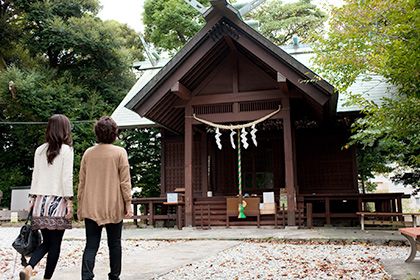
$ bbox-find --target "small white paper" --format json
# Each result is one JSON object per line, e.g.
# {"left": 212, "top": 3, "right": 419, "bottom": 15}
{"left": 166, "top": 193, "right": 178, "bottom": 203}
{"left": 263, "top": 192, "right": 275, "bottom": 203}
{"left": 10, "top": 212, "right": 18, "bottom": 223}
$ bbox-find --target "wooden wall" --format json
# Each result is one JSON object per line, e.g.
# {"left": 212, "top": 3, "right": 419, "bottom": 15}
{"left": 161, "top": 126, "right": 357, "bottom": 198}
{"left": 162, "top": 136, "right": 202, "bottom": 195}
{"left": 296, "top": 128, "right": 358, "bottom": 195}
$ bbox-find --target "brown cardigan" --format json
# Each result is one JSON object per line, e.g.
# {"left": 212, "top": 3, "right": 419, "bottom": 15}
{"left": 77, "top": 144, "right": 132, "bottom": 225}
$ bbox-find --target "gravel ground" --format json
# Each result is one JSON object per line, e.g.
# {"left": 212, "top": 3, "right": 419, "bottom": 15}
{"left": 156, "top": 242, "right": 409, "bottom": 280}
{"left": 0, "top": 227, "right": 411, "bottom": 280}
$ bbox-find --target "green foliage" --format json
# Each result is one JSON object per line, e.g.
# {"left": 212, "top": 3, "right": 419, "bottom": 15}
{"left": 121, "top": 128, "right": 161, "bottom": 198}
{"left": 356, "top": 144, "right": 392, "bottom": 193}
{"left": 0, "top": 0, "right": 145, "bottom": 207}
{"left": 143, "top": 0, "right": 325, "bottom": 51}
{"left": 143, "top": 0, "right": 208, "bottom": 52}
{"left": 313, "top": 0, "right": 420, "bottom": 191}
{"left": 250, "top": 0, "right": 327, "bottom": 46}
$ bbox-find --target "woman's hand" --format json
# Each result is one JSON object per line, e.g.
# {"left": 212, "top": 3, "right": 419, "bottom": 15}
{"left": 65, "top": 207, "right": 73, "bottom": 220}
{"left": 65, "top": 202, "right": 73, "bottom": 220}
{"left": 125, "top": 208, "right": 133, "bottom": 218}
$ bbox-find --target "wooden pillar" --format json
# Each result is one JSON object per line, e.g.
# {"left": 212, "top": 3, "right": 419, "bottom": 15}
{"left": 200, "top": 131, "right": 208, "bottom": 197}
{"left": 160, "top": 129, "right": 166, "bottom": 195}
{"left": 283, "top": 98, "right": 296, "bottom": 225}
{"left": 325, "top": 198, "right": 331, "bottom": 225}
{"left": 184, "top": 105, "right": 194, "bottom": 226}
{"left": 306, "top": 203, "right": 313, "bottom": 228}
{"left": 358, "top": 197, "right": 363, "bottom": 212}
{"left": 397, "top": 197, "right": 403, "bottom": 213}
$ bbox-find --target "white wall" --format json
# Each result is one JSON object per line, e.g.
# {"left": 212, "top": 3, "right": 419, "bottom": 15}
{"left": 11, "top": 189, "right": 30, "bottom": 211}
{"left": 371, "top": 174, "right": 420, "bottom": 211}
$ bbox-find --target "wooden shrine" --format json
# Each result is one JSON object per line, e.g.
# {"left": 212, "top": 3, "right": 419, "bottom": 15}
{"left": 126, "top": 0, "right": 404, "bottom": 227}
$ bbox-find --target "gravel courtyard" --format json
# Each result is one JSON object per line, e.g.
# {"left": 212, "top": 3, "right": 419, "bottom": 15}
{"left": 0, "top": 227, "right": 417, "bottom": 280}
{"left": 1, "top": 240, "right": 411, "bottom": 279}
{"left": 156, "top": 242, "right": 409, "bottom": 280}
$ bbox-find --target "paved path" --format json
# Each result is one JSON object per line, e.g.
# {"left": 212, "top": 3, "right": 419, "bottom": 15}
{"left": 48, "top": 240, "right": 240, "bottom": 280}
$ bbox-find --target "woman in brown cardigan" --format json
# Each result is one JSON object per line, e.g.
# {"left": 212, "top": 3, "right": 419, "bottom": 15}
{"left": 77, "top": 116, "right": 132, "bottom": 280}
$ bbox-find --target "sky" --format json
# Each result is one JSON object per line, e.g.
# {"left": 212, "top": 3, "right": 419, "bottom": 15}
{"left": 98, "top": 0, "right": 145, "bottom": 32}
{"left": 98, "top": 0, "right": 344, "bottom": 33}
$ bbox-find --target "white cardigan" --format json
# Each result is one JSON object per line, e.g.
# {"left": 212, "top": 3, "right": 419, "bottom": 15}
{"left": 30, "top": 143, "right": 74, "bottom": 197}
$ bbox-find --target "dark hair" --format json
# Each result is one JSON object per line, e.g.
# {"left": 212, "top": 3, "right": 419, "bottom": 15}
{"left": 46, "top": 114, "right": 72, "bottom": 164}
{"left": 95, "top": 116, "right": 118, "bottom": 144}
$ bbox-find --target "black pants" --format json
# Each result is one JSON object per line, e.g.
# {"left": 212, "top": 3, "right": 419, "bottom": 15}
{"left": 82, "top": 218, "right": 123, "bottom": 280}
{"left": 28, "top": 229, "right": 65, "bottom": 279}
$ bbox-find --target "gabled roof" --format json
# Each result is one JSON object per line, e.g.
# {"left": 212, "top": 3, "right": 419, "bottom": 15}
{"left": 125, "top": 0, "right": 335, "bottom": 124}
{"left": 111, "top": 68, "right": 159, "bottom": 129}
{"left": 113, "top": 47, "right": 394, "bottom": 129}
{"left": 113, "top": 0, "right": 394, "bottom": 129}
{"left": 282, "top": 45, "right": 396, "bottom": 113}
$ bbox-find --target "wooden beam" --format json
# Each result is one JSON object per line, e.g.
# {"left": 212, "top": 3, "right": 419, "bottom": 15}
{"left": 174, "top": 89, "right": 301, "bottom": 108}
{"left": 192, "top": 110, "right": 285, "bottom": 124}
{"left": 278, "top": 82, "right": 288, "bottom": 95}
{"left": 224, "top": 35, "right": 237, "bottom": 52}
{"left": 232, "top": 48, "right": 238, "bottom": 94}
{"left": 277, "top": 72, "right": 286, "bottom": 82}
{"left": 190, "top": 90, "right": 286, "bottom": 106}
{"left": 184, "top": 105, "right": 194, "bottom": 227}
{"left": 282, "top": 98, "right": 297, "bottom": 226}
{"left": 171, "top": 82, "right": 191, "bottom": 101}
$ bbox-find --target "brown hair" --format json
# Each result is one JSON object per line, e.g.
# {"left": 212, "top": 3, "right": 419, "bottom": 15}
{"left": 94, "top": 116, "right": 118, "bottom": 144}
{"left": 46, "top": 114, "right": 72, "bottom": 164}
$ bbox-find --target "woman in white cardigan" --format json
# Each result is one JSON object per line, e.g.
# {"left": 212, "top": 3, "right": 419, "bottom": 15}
{"left": 20, "top": 114, "right": 74, "bottom": 280}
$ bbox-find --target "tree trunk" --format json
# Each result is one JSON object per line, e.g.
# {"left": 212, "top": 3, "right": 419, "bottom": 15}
{"left": 361, "top": 177, "right": 366, "bottom": 194}
{"left": 0, "top": 54, "right": 7, "bottom": 70}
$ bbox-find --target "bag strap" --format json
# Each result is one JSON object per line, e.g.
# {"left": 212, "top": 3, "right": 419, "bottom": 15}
{"left": 25, "top": 208, "right": 34, "bottom": 225}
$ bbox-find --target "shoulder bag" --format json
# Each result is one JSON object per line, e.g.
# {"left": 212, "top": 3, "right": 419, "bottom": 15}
{"left": 12, "top": 209, "right": 42, "bottom": 256}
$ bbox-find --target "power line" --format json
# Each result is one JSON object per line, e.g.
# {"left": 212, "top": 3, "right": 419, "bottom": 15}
{"left": 0, "top": 120, "right": 95, "bottom": 125}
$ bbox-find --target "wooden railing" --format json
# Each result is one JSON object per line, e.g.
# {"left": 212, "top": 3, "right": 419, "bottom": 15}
{"left": 357, "top": 212, "right": 420, "bottom": 230}
{"left": 299, "top": 192, "right": 410, "bottom": 226}
{"left": 131, "top": 197, "right": 183, "bottom": 229}
{"left": 193, "top": 196, "right": 309, "bottom": 228}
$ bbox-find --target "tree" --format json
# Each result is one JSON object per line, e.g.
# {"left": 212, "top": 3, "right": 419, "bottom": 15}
{"left": 143, "top": 0, "right": 208, "bottom": 52}
{"left": 143, "top": 0, "right": 326, "bottom": 52}
{"left": 313, "top": 0, "right": 420, "bottom": 192}
{"left": 0, "top": 0, "right": 144, "bottom": 207}
{"left": 120, "top": 128, "right": 161, "bottom": 198}
{"left": 356, "top": 144, "right": 392, "bottom": 194}
{"left": 249, "top": 0, "right": 327, "bottom": 46}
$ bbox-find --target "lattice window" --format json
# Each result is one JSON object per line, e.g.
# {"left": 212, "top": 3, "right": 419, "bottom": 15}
{"left": 164, "top": 140, "right": 202, "bottom": 193}
{"left": 240, "top": 100, "right": 280, "bottom": 112}
{"left": 193, "top": 141, "right": 202, "bottom": 192}
{"left": 193, "top": 103, "right": 233, "bottom": 115}
{"left": 164, "top": 142, "right": 184, "bottom": 192}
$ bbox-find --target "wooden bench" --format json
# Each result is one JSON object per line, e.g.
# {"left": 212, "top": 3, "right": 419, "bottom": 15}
{"left": 399, "top": 227, "right": 420, "bottom": 262}
{"left": 356, "top": 212, "right": 420, "bottom": 231}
